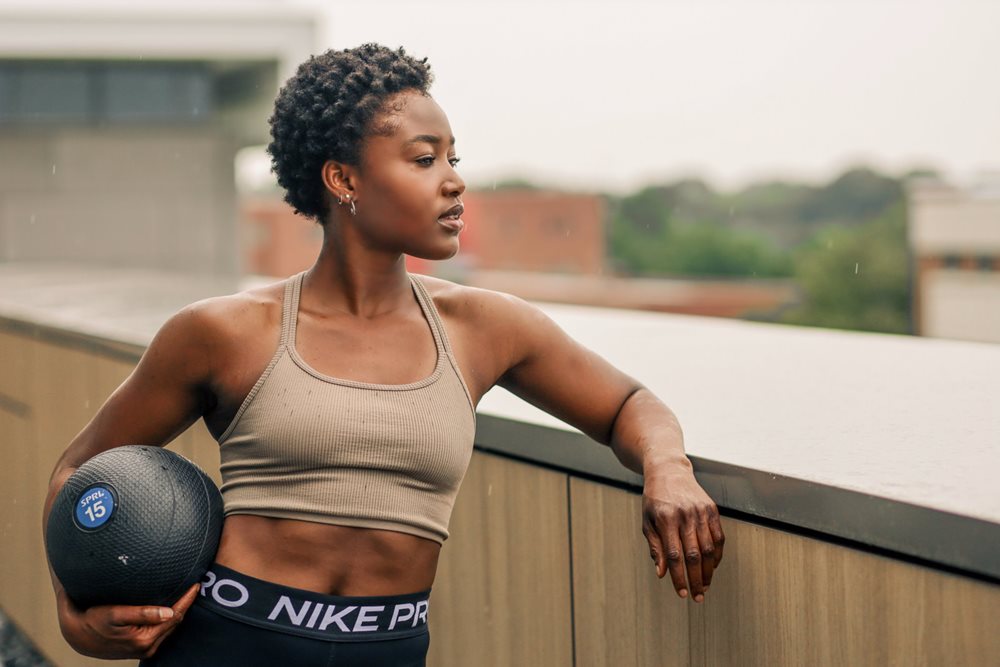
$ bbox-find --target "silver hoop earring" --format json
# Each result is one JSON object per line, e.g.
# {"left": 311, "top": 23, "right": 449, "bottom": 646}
{"left": 339, "top": 193, "right": 357, "bottom": 216}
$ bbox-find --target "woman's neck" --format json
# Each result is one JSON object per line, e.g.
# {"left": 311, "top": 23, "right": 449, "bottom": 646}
{"left": 303, "top": 237, "right": 413, "bottom": 318}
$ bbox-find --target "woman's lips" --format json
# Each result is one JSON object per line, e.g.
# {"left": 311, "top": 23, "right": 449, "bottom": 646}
{"left": 437, "top": 215, "right": 465, "bottom": 232}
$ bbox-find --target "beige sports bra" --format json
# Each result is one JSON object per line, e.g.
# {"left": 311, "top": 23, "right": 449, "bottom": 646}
{"left": 216, "top": 272, "right": 476, "bottom": 544}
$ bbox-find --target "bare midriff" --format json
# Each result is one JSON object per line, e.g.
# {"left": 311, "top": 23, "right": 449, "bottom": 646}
{"left": 214, "top": 515, "right": 441, "bottom": 596}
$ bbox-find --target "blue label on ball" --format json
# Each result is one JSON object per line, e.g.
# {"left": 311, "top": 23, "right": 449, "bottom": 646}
{"left": 74, "top": 484, "right": 116, "bottom": 530}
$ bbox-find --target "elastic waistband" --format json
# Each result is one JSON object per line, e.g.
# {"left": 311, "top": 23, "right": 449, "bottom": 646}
{"left": 196, "top": 564, "right": 431, "bottom": 643}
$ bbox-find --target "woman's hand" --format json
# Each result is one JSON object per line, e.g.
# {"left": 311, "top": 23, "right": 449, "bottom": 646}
{"left": 642, "top": 467, "right": 725, "bottom": 602}
{"left": 56, "top": 584, "right": 199, "bottom": 659}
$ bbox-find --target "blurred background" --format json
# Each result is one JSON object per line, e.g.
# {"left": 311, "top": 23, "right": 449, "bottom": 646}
{"left": 0, "top": 0, "right": 997, "bottom": 342}
{"left": 0, "top": 0, "right": 1000, "bottom": 341}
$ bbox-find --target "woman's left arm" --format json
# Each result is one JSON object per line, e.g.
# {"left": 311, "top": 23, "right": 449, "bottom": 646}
{"left": 491, "top": 294, "right": 724, "bottom": 602}
{"left": 608, "top": 387, "right": 725, "bottom": 602}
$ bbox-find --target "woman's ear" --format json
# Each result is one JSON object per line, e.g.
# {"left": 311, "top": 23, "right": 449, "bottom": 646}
{"left": 321, "top": 160, "right": 355, "bottom": 202}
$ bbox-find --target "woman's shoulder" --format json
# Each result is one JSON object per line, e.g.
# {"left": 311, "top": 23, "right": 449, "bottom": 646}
{"left": 153, "top": 280, "right": 285, "bottom": 351}
{"left": 412, "top": 274, "right": 538, "bottom": 329}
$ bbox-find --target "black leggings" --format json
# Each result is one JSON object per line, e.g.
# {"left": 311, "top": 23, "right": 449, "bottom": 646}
{"left": 141, "top": 564, "right": 431, "bottom": 667}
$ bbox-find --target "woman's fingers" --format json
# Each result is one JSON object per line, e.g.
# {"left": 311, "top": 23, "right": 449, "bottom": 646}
{"left": 646, "top": 517, "right": 689, "bottom": 597}
{"left": 681, "top": 519, "right": 705, "bottom": 602}
{"left": 708, "top": 507, "right": 726, "bottom": 568}
{"left": 80, "top": 584, "right": 200, "bottom": 659}
{"left": 102, "top": 583, "right": 198, "bottom": 629}
{"left": 642, "top": 521, "right": 664, "bottom": 578}
{"left": 56, "top": 582, "right": 200, "bottom": 659}
{"left": 172, "top": 583, "right": 201, "bottom": 616}
{"left": 695, "top": 511, "right": 717, "bottom": 587}
{"left": 102, "top": 605, "right": 174, "bottom": 630}
{"left": 664, "top": 529, "right": 688, "bottom": 598}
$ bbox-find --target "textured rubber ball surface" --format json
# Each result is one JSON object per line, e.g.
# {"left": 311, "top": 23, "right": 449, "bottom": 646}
{"left": 45, "top": 446, "right": 223, "bottom": 609}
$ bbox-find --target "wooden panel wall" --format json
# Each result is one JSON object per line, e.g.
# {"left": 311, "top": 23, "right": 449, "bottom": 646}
{"left": 688, "top": 517, "right": 1000, "bottom": 666}
{"left": 0, "top": 333, "right": 138, "bottom": 667}
{"left": 430, "top": 452, "right": 574, "bottom": 666}
{"left": 0, "top": 330, "right": 36, "bottom": 649}
{"left": 569, "top": 477, "right": 690, "bottom": 667}
{"left": 571, "top": 478, "right": 1000, "bottom": 667}
{"left": 3, "top": 329, "right": 998, "bottom": 667}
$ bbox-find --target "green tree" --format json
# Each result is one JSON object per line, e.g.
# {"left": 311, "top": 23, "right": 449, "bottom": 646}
{"left": 608, "top": 184, "right": 793, "bottom": 278}
{"left": 612, "top": 187, "right": 673, "bottom": 237}
{"left": 607, "top": 188, "right": 673, "bottom": 275}
{"left": 609, "top": 216, "right": 793, "bottom": 278}
{"left": 797, "top": 166, "right": 903, "bottom": 223}
{"left": 777, "top": 202, "right": 911, "bottom": 334}
{"left": 658, "top": 222, "right": 793, "bottom": 277}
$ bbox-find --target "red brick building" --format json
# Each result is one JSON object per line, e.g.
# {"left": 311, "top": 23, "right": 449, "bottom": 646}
{"left": 457, "top": 189, "right": 606, "bottom": 274}
{"left": 241, "top": 196, "right": 323, "bottom": 277}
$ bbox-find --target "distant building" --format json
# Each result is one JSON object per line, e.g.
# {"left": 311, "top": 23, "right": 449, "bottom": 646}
{"left": 242, "top": 196, "right": 322, "bottom": 277}
{"left": 458, "top": 189, "right": 606, "bottom": 274}
{"left": 908, "top": 178, "right": 1000, "bottom": 343}
{"left": 0, "top": 3, "right": 319, "bottom": 275}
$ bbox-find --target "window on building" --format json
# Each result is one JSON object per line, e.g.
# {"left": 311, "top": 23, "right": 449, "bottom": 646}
{"left": 976, "top": 256, "right": 995, "bottom": 271}
{"left": 0, "top": 61, "right": 213, "bottom": 125}
{"left": 943, "top": 255, "right": 962, "bottom": 269}
{"left": 104, "top": 65, "right": 212, "bottom": 122}
{"left": 2, "top": 63, "right": 92, "bottom": 122}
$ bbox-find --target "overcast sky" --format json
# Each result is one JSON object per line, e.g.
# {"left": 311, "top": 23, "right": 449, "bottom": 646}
{"left": 288, "top": 0, "right": 999, "bottom": 193}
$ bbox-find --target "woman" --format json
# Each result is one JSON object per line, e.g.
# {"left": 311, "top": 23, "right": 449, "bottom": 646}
{"left": 44, "top": 44, "right": 724, "bottom": 666}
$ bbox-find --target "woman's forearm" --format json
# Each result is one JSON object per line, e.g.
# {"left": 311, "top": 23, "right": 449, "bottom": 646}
{"left": 609, "top": 386, "right": 724, "bottom": 601}
{"left": 609, "top": 387, "right": 693, "bottom": 477}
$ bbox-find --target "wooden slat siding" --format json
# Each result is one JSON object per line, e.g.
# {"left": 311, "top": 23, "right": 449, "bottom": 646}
{"left": 0, "top": 330, "right": 33, "bottom": 413}
{"left": 30, "top": 342, "right": 90, "bottom": 664}
{"left": 430, "top": 452, "right": 574, "bottom": 666}
{"left": 692, "top": 518, "right": 1000, "bottom": 667}
{"left": 20, "top": 340, "right": 134, "bottom": 666}
{"left": 569, "top": 477, "right": 690, "bottom": 667}
{"left": 0, "top": 332, "right": 35, "bottom": 639}
{"left": 1, "top": 408, "right": 35, "bottom": 634}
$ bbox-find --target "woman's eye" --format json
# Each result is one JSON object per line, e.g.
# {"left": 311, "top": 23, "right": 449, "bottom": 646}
{"left": 416, "top": 156, "right": 461, "bottom": 168}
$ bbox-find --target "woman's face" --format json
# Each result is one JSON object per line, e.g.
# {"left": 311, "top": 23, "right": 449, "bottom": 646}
{"left": 348, "top": 91, "right": 466, "bottom": 261}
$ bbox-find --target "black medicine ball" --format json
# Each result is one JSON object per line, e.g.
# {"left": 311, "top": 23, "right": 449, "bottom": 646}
{"left": 45, "top": 445, "right": 223, "bottom": 609}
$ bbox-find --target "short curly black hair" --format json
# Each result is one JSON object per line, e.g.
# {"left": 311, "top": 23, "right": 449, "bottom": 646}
{"left": 267, "top": 43, "right": 434, "bottom": 222}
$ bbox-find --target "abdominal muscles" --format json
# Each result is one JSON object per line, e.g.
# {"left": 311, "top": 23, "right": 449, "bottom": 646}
{"left": 214, "top": 515, "right": 441, "bottom": 596}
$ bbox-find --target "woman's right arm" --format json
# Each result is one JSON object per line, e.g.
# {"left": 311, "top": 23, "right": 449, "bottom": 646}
{"left": 43, "top": 302, "right": 222, "bottom": 659}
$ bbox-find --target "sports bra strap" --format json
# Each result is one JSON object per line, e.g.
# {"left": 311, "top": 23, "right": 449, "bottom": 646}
{"left": 408, "top": 275, "right": 448, "bottom": 357}
{"left": 279, "top": 272, "right": 304, "bottom": 347}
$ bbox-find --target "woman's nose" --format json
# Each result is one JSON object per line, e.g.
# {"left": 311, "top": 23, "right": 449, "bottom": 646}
{"left": 444, "top": 173, "right": 465, "bottom": 199}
